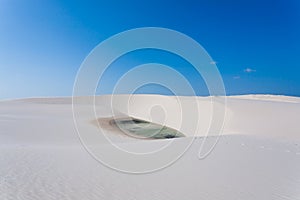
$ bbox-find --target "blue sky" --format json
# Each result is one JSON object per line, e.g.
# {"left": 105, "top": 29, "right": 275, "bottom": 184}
{"left": 1, "top": 0, "right": 300, "bottom": 99}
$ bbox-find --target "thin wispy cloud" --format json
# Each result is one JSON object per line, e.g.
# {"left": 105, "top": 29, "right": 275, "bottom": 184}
{"left": 234, "top": 67, "right": 256, "bottom": 79}
{"left": 244, "top": 68, "right": 256, "bottom": 73}
{"left": 210, "top": 61, "right": 217, "bottom": 65}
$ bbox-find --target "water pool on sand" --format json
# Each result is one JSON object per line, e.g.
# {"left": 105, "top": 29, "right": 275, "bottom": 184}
{"left": 110, "top": 118, "right": 185, "bottom": 139}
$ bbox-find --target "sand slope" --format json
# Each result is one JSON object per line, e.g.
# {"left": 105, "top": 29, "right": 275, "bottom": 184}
{"left": 0, "top": 95, "right": 300, "bottom": 199}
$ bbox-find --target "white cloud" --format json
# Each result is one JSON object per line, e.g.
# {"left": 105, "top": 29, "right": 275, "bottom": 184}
{"left": 210, "top": 61, "right": 217, "bottom": 65}
{"left": 244, "top": 68, "right": 256, "bottom": 73}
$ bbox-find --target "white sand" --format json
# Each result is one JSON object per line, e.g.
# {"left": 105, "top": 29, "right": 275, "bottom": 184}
{"left": 0, "top": 95, "right": 300, "bottom": 199}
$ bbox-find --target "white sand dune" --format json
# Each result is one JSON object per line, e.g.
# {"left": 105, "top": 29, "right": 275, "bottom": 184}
{"left": 0, "top": 95, "right": 300, "bottom": 199}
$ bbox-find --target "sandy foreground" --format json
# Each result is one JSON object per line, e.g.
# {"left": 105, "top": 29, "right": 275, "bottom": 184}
{"left": 0, "top": 95, "right": 300, "bottom": 199}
